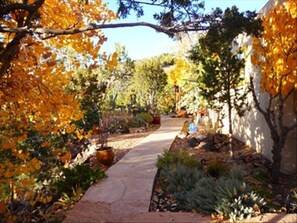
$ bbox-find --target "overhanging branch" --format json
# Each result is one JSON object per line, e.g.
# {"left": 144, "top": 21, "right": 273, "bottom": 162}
{"left": 0, "top": 21, "right": 208, "bottom": 37}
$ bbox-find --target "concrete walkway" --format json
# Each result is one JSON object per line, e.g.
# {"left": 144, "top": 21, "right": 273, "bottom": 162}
{"left": 63, "top": 118, "right": 297, "bottom": 223}
{"left": 63, "top": 118, "right": 208, "bottom": 222}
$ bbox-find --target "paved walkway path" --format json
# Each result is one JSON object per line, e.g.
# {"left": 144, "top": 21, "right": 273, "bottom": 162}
{"left": 63, "top": 117, "right": 297, "bottom": 223}
{"left": 64, "top": 118, "right": 208, "bottom": 222}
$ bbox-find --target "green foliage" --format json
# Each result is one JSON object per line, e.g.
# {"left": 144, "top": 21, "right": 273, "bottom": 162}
{"left": 156, "top": 84, "right": 175, "bottom": 115}
{"left": 116, "top": 1, "right": 205, "bottom": 28}
{"left": 184, "top": 177, "right": 217, "bottom": 213}
{"left": 159, "top": 162, "right": 206, "bottom": 208}
{"left": 216, "top": 191, "right": 266, "bottom": 221}
{"left": 216, "top": 177, "right": 250, "bottom": 201}
{"left": 135, "top": 112, "right": 153, "bottom": 124}
{"left": 71, "top": 69, "right": 107, "bottom": 131}
{"left": 157, "top": 150, "right": 178, "bottom": 170}
{"left": 128, "top": 116, "right": 147, "bottom": 128}
{"left": 134, "top": 58, "right": 167, "bottom": 109}
{"left": 206, "top": 159, "right": 229, "bottom": 178}
{"left": 177, "top": 150, "right": 202, "bottom": 169}
{"left": 252, "top": 168, "right": 270, "bottom": 181}
{"left": 215, "top": 177, "right": 266, "bottom": 220}
{"left": 53, "top": 164, "right": 106, "bottom": 198}
{"left": 157, "top": 149, "right": 202, "bottom": 170}
{"left": 157, "top": 152, "right": 266, "bottom": 220}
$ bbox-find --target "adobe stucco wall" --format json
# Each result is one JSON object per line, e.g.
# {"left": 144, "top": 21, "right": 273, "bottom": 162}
{"left": 217, "top": 0, "right": 297, "bottom": 175}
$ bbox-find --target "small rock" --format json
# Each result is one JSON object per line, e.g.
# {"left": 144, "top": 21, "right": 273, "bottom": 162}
{"left": 187, "top": 137, "right": 200, "bottom": 147}
{"left": 178, "top": 132, "right": 188, "bottom": 139}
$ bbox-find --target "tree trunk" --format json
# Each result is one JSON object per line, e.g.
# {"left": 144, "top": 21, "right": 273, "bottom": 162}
{"left": 271, "top": 134, "right": 286, "bottom": 183}
{"left": 227, "top": 71, "right": 233, "bottom": 158}
{"left": 228, "top": 101, "right": 234, "bottom": 158}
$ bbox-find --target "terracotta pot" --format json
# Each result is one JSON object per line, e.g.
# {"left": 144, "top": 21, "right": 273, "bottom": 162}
{"left": 152, "top": 116, "right": 161, "bottom": 124}
{"left": 96, "top": 147, "right": 115, "bottom": 166}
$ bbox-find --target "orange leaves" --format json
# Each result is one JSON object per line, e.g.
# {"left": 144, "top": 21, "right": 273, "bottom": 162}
{"left": 106, "top": 52, "right": 118, "bottom": 69}
{"left": 60, "top": 152, "right": 72, "bottom": 164}
{"left": 252, "top": 0, "right": 297, "bottom": 96}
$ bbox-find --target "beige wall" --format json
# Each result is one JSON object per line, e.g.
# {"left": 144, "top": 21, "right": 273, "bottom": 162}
{"left": 212, "top": 0, "right": 297, "bottom": 174}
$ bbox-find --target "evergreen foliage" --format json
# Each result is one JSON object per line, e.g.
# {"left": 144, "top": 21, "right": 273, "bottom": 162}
{"left": 206, "top": 159, "right": 229, "bottom": 178}
{"left": 53, "top": 164, "right": 106, "bottom": 198}
{"left": 156, "top": 150, "right": 266, "bottom": 220}
{"left": 157, "top": 149, "right": 202, "bottom": 170}
{"left": 184, "top": 177, "right": 217, "bottom": 213}
{"left": 159, "top": 162, "right": 205, "bottom": 208}
{"left": 216, "top": 191, "right": 266, "bottom": 221}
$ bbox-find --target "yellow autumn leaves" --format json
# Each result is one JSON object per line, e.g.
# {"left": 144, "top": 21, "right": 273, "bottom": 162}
{"left": 251, "top": 0, "right": 297, "bottom": 96}
{"left": 0, "top": 0, "right": 118, "bottom": 217}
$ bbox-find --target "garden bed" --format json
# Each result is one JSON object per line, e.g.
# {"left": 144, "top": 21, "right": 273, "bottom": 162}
{"left": 149, "top": 127, "right": 297, "bottom": 221}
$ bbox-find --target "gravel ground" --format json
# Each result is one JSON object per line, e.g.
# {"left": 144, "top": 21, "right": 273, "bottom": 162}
{"left": 89, "top": 125, "right": 161, "bottom": 167}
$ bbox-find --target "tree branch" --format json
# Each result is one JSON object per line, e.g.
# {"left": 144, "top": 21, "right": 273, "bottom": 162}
{"left": 287, "top": 121, "right": 297, "bottom": 131}
{"left": 0, "top": 21, "right": 208, "bottom": 37}
{"left": 249, "top": 76, "right": 265, "bottom": 115}
{"left": 0, "top": 3, "right": 36, "bottom": 16}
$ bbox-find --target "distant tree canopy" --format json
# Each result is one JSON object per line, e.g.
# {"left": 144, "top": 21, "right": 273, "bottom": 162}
{"left": 134, "top": 58, "right": 167, "bottom": 110}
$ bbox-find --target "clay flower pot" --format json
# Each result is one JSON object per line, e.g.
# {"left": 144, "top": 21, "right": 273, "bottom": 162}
{"left": 152, "top": 116, "right": 161, "bottom": 124}
{"left": 96, "top": 147, "right": 115, "bottom": 166}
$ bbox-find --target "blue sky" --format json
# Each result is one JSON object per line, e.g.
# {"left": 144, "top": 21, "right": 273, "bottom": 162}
{"left": 101, "top": 0, "right": 269, "bottom": 60}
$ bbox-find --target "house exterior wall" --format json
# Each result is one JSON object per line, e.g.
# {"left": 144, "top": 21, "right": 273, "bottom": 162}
{"left": 212, "top": 0, "right": 297, "bottom": 175}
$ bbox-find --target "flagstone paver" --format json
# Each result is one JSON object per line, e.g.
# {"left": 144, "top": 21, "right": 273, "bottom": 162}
{"left": 63, "top": 117, "right": 297, "bottom": 223}
{"left": 63, "top": 117, "right": 197, "bottom": 222}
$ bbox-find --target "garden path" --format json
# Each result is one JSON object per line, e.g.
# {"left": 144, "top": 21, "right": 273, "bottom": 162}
{"left": 63, "top": 117, "right": 296, "bottom": 223}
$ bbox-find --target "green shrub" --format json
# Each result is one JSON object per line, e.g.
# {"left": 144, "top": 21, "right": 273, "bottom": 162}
{"left": 157, "top": 150, "right": 178, "bottom": 170}
{"left": 184, "top": 177, "right": 217, "bottom": 213}
{"left": 53, "top": 164, "right": 106, "bottom": 197}
{"left": 159, "top": 162, "right": 205, "bottom": 195}
{"left": 253, "top": 168, "right": 270, "bottom": 181}
{"left": 156, "top": 150, "right": 266, "bottom": 221}
{"left": 178, "top": 150, "right": 203, "bottom": 169}
{"left": 206, "top": 159, "right": 229, "bottom": 178}
{"left": 216, "top": 191, "right": 266, "bottom": 222}
{"left": 157, "top": 150, "right": 202, "bottom": 170}
{"left": 228, "top": 165, "right": 246, "bottom": 181}
{"left": 159, "top": 162, "right": 205, "bottom": 210}
{"left": 127, "top": 116, "right": 147, "bottom": 128}
{"left": 216, "top": 177, "right": 250, "bottom": 200}
{"left": 135, "top": 112, "right": 154, "bottom": 124}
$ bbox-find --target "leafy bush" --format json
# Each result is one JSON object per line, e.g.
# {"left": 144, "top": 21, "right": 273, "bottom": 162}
{"left": 157, "top": 149, "right": 202, "bottom": 170}
{"left": 178, "top": 150, "right": 202, "bottom": 169}
{"left": 53, "top": 164, "right": 106, "bottom": 198}
{"left": 135, "top": 112, "right": 154, "bottom": 124}
{"left": 184, "top": 177, "right": 217, "bottom": 213}
{"left": 159, "top": 162, "right": 205, "bottom": 208}
{"left": 216, "top": 191, "right": 266, "bottom": 222}
{"left": 206, "top": 159, "right": 229, "bottom": 178}
{"left": 156, "top": 152, "right": 266, "bottom": 220}
{"left": 127, "top": 116, "right": 147, "bottom": 128}
{"left": 157, "top": 150, "right": 178, "bottom": 170}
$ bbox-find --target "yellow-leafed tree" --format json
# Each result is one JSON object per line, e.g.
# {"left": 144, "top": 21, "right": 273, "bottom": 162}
{"left": 251, "top": 0, "right": 297, "bottom": 183}
{"left": 0, "top": 0, "right": 117, "bottom": 220}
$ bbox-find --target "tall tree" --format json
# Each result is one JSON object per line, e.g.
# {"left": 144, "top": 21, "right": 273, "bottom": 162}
{"left": 134, "top": 58, "right": 167, "bottom": 110}
{"left": 189, "top": 7, "right": 261, "bottom": 156}
{"left": 250, "top": 0, "right": 297, "bottom": 183}
{"left": 0, "top": 1, "right": 117, "bottom": 220}
{"left": 106, "top": 43, "right": 135, "bottom": 110}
